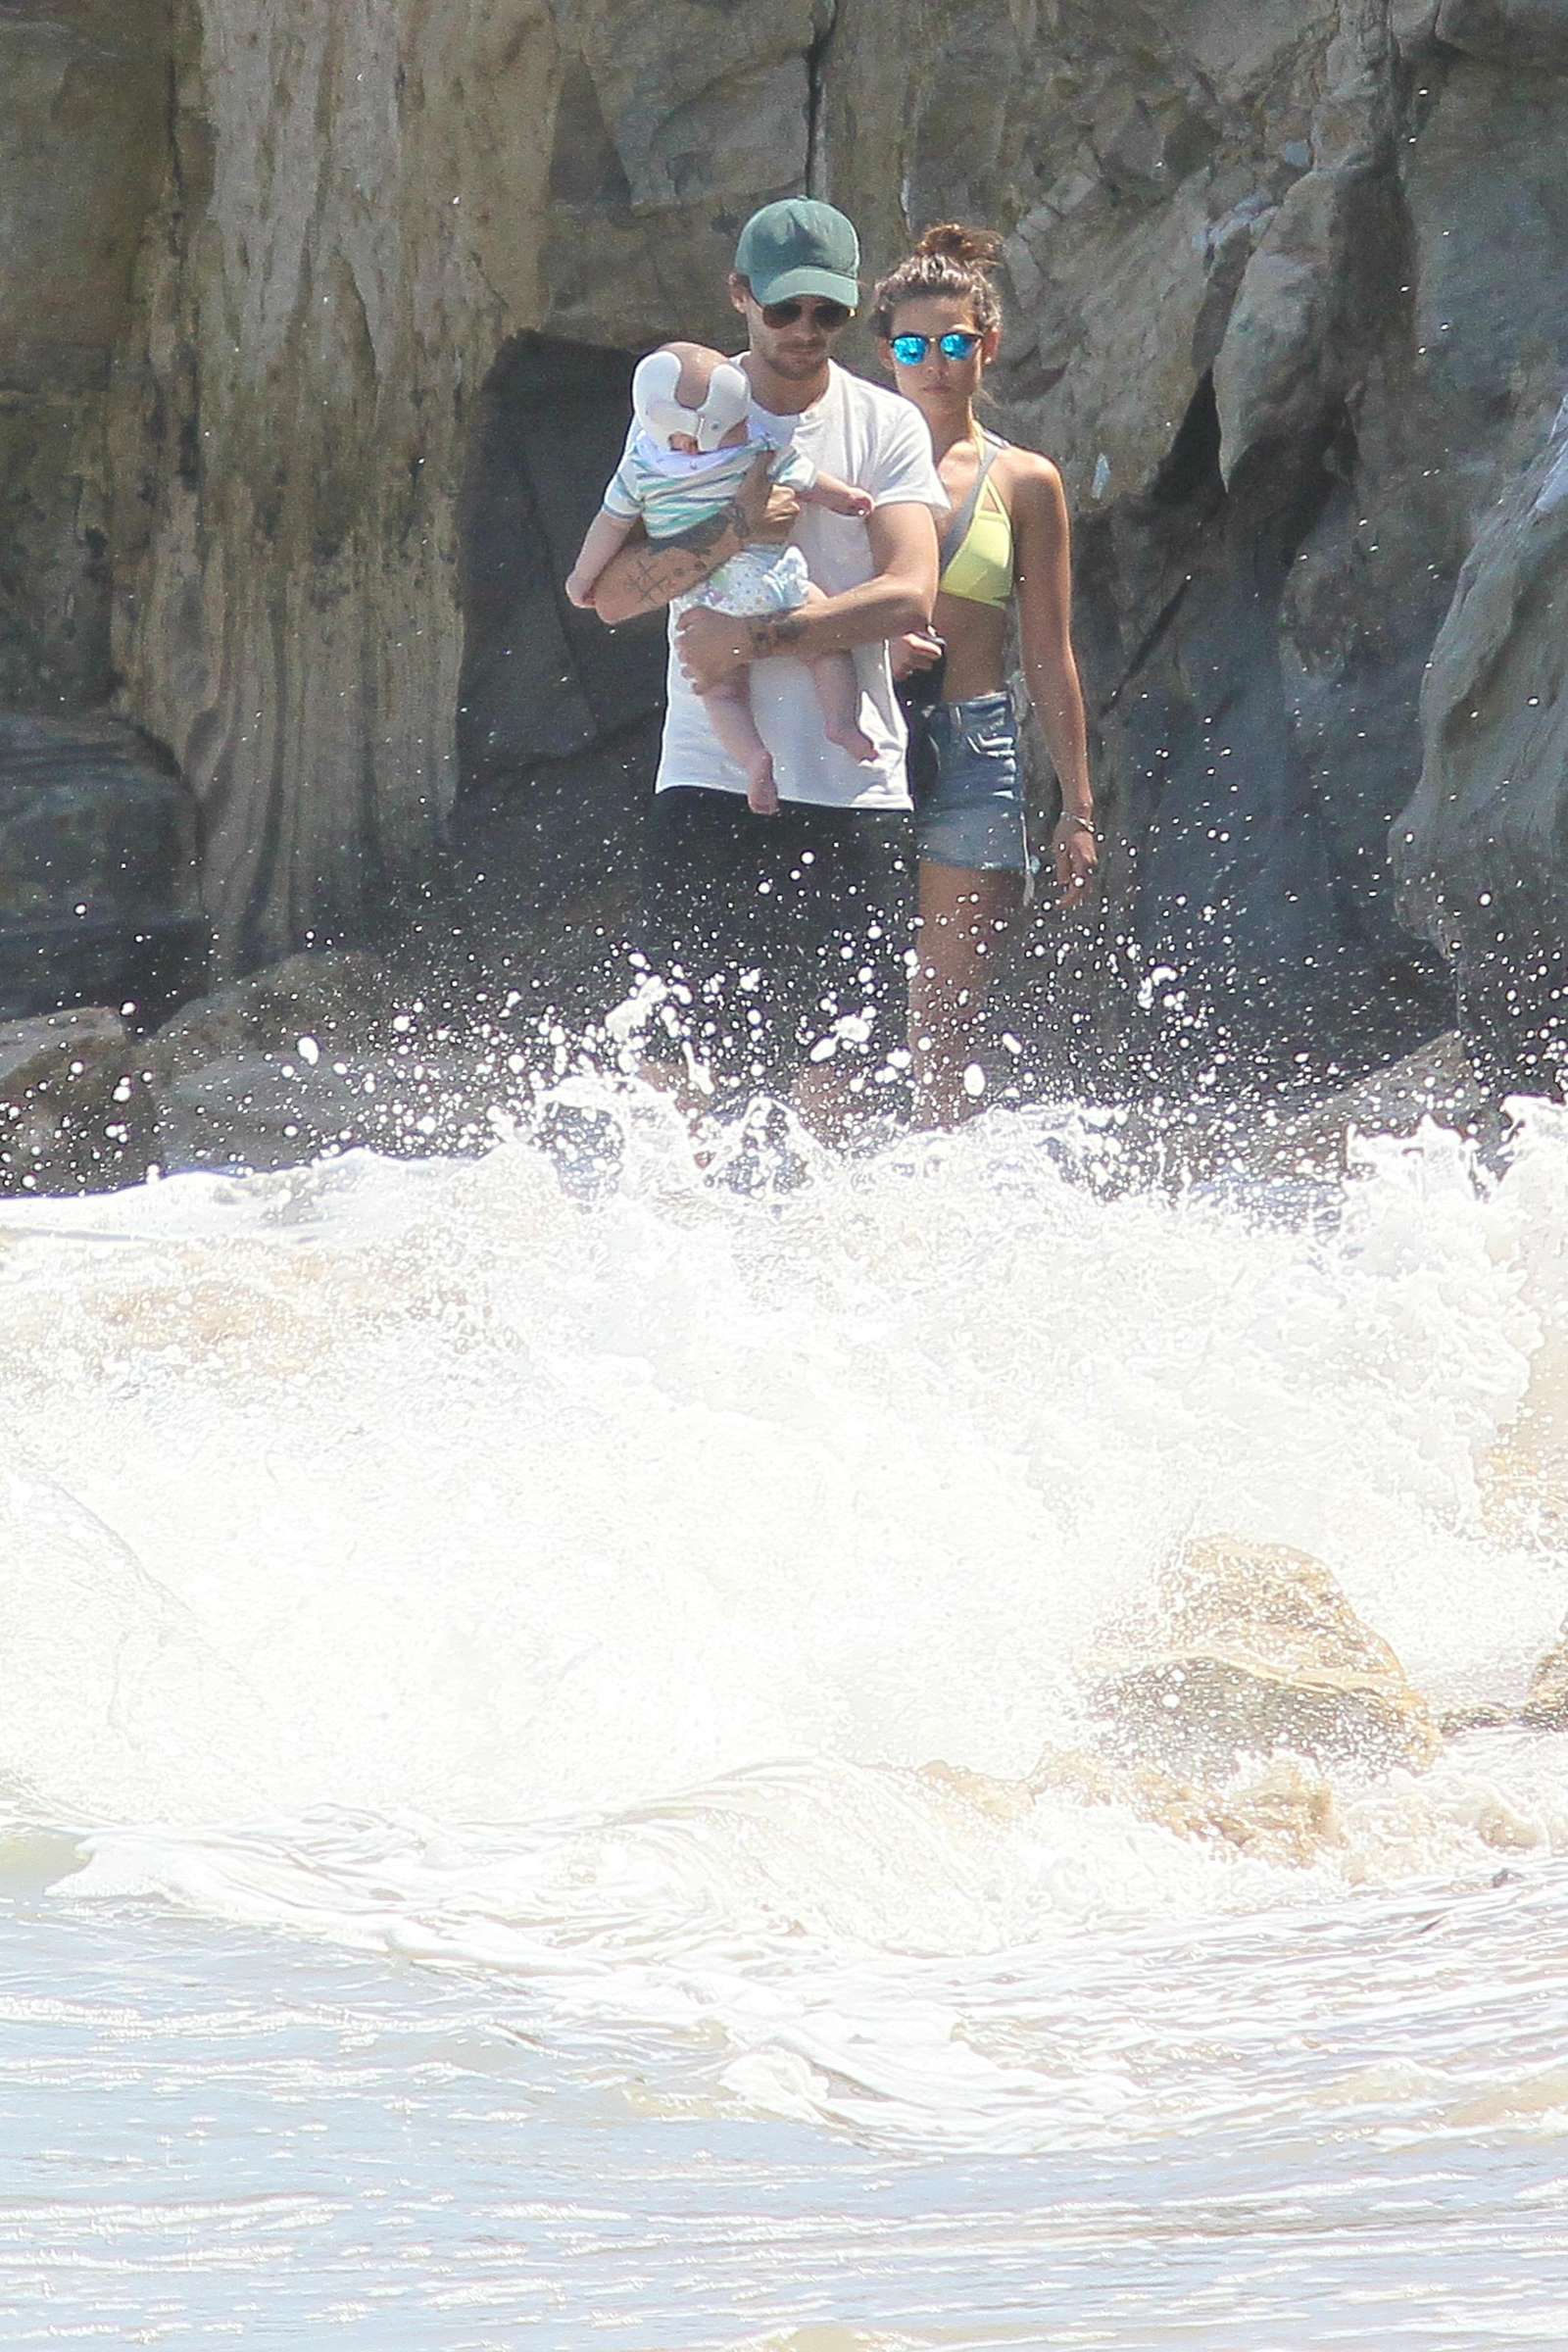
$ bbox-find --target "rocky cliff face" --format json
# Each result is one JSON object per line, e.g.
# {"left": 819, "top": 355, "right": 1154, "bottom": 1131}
{"left": 0, "top": 1, "right": 202, "bottom": 1020}
{"left": 1395, "top": 392, "right": 1568, "bottom": 1093}
{"left": 4, "top": 0, "right": 1567, "bottom": 1087}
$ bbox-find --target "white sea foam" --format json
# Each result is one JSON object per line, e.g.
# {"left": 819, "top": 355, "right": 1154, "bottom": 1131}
{"left": 3, "top": 1099, "right": 1566, "bottom": 2149}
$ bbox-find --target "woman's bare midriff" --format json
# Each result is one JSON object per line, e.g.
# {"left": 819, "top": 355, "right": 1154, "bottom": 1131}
{"left": 927, "top": 433, "right": 1014, "bottom": 701}
{"left": 931, "top": 590, "right": 1008, "bottom": 703}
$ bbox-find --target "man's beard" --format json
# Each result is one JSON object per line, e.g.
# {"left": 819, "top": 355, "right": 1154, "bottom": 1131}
{"left": 768, "top": 344, "right": 828, "bottom": 377}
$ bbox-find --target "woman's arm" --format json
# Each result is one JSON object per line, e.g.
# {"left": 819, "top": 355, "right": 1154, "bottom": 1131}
{"left": 1013, "top": 457, "right": 1097, "bottom": 903}
{"left": 590, "top": 452, "right": 790, "bottom": 626}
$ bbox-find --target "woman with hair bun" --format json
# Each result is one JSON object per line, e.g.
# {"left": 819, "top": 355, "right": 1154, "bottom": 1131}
{"left": 872, "top": 223, "right": 1097, "bottom": 1127}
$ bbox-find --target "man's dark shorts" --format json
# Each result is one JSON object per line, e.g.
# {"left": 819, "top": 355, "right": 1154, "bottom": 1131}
{"left": 638, "top": 786, "right": 914, "bottom": 1096}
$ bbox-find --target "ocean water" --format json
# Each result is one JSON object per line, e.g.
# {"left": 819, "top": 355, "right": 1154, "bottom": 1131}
{"left": 2, "top": 1094, "right": 1566, "bottom": 2346}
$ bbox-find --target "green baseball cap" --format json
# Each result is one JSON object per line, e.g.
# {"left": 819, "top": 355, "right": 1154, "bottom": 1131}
{"left": 734, "top": 198, "right": 860, "bottom": 309}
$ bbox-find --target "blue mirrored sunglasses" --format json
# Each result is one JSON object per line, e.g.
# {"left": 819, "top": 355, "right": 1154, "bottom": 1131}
{"left": 889, "top": 329, "right": 984, "bottom": 365}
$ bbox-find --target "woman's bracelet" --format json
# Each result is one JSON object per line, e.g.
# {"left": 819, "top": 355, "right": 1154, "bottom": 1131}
{"left": 1061, "top": 812, "right": 1098, "bottom": 839}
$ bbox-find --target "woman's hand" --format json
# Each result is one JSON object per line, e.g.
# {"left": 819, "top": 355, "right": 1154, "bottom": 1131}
{"left": 890, "top": 630, "right": 944, "bottom": 681}
{"left": 735, "top": 451, "right": 801, "bottom": 545}
{"left": 1052, "top": 811, "right": 1099, "bottom": 908}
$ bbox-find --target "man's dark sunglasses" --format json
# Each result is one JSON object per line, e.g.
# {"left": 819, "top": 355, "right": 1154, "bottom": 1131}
{"left": 760, "top": 297, "right": 855, "bottom": 330}
{"left": 889, "top": 329, "right": 985, "bottom": 365}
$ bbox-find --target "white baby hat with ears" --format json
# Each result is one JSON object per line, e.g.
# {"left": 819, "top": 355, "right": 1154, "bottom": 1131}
{"left": 632, "top": 351, "right": 753, "bottom": 452}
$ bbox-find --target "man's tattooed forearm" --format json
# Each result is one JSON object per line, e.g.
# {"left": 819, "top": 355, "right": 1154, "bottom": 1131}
{"left": 618, "top": 504, "right": 742, "bottom": 612}
{"left": 679, "top": 501, "right": 746, "bottom": 557}
{"left": 749, "top": 612, "right": 808, "bottom": 658}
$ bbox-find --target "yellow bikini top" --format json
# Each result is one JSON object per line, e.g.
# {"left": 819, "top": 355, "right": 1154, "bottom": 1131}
{"left": 938, "top": 432, "right": 1013, "bottom": 611}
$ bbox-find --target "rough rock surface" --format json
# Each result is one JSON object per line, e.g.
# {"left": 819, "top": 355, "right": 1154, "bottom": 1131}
{"left": 137, "top": 949, "right": 550, "bottom": 1171}
{"left": 0, "top": 714, "right": 205, "bottom": 1022}
{"left": 1395, "top": 396, "right": 1568, "bottom": 1093}
{"left": 0, "top": 1007, "right": 155, "bottom": 1193}
{"left": 1089, "top": 1534, "right": 1439, "bottom": 1775}
{"left": 0, "top": 0, "right": 169, "bottom": 709}
{"left": 1, "top": 0, "right": 1566, "bottom": 1083}
{"left": 138, "top": 952, "right": 390, "bottom": 1087}
{"left": 1239, "top": 1028, "right": 1495, "bottom": 1179}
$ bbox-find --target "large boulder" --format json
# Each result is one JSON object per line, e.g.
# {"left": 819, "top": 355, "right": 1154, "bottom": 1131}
{"left": 139, "top": 949, "right": 551, "bottom": 1171}
{"left": 1434, "top": 0, "right": 1568, "bottom": 68}
{"left": 139, "top": 952, "right": 389, "bottom": 1085}
{"left": 141, "top": 952, "right": 399, "bottom": 1170}
{"left": 1089, "top": 1535, "right": 1439, "bottom": 1775}
{"left": 0, "top": 1006, "right": 155, "bottom": 1193}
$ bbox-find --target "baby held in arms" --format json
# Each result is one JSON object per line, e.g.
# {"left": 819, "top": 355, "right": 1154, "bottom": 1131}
{"left": 565, "top": 343, "right": 876, "bottom": 816}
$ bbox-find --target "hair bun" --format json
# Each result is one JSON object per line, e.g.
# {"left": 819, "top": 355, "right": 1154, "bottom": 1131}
{"left": 914, "top": 222, "right": 1003, "bottom": 270}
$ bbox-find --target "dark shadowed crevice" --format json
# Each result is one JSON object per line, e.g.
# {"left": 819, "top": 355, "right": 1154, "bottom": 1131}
{"left": 805, "top": 8, "right": 836, "bottom": 196}
{"left": 547, "top": 62, "right": 633, "bottom": 208}
{"left": 441, "top": 333, "right": 664, "bottom": 992}
{"left": 1092, "top": 374, "right": 1225, "bottom": 724}
{"left": 1150, "top": 370, "right": 1222, "bottom": 509}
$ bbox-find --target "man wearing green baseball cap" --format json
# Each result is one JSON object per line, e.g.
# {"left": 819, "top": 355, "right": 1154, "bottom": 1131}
{"left": 734, "top": 195, "right": 862, "bottom": 311}
{"left": 591, "top": 198, "right": 948, "bottom": 1140}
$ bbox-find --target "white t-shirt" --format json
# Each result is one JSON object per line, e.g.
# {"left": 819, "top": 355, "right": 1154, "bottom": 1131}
{"left": 649, "top": 363, "right": 948, "bottom": 811}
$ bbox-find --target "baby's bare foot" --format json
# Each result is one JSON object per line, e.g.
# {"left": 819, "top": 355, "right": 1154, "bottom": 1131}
{"left": 826, "top": 719, "right": 878, "bottom": 765}
{"left": 747, "top": 756, "right": 779, "bottom": 817}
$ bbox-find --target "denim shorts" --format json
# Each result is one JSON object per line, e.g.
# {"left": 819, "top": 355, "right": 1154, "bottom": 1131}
{"left": 907, "top": 692, "right": 1028, "bottom": 874}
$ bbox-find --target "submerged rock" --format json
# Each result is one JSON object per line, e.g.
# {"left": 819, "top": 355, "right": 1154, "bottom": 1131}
{"left": 1522, "top": 1631, "right": 1568, "bottom": 1729}
{"left": 1030, "top": 1746, "right": 1344, "bottom": 1871}
{"left": 921, "top": 1745, "right": 1344, "bottom": 1871}
{"left": 1088, "top": 1535, "right": 1439, "bottom": 1776}
{"left": 1450, "top": 1619, "right": 1568, "bottom": 1736}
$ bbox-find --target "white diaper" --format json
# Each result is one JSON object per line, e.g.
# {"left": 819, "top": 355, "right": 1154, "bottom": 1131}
{"left": 677, "top": 543, "right": 811, "bottom": 620}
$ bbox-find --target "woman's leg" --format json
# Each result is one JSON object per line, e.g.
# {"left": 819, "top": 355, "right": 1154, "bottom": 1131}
{"left": 909, "top": 859, "right": 1022, "bottom": 1129}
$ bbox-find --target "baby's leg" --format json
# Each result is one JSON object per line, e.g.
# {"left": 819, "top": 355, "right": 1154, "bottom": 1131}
{"left": 700, "top": 681, "right": 778, "bottom": 816}
{"left": 798, "top": 583, "right": 876, "bottom": 763}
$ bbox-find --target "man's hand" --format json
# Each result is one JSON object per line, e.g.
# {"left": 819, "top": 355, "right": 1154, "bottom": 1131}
{"left": 675, "top": 606, "right": 757, "bottom": 693}
{"left": 890, "top": 630, "right": 944, "bottom": 682}
{"left": 1052, "top": 812, "right": 1099, "bottom": 908}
